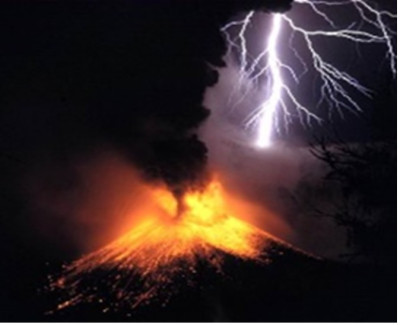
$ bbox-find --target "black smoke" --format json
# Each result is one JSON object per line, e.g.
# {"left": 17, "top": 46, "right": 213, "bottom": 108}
{"left": 0, "top": 0, "right": 292, "bottom": 193}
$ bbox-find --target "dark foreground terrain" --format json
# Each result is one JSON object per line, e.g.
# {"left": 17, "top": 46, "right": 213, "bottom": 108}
{"left": 1, "top": 239, "right": 396, "bottom": 322}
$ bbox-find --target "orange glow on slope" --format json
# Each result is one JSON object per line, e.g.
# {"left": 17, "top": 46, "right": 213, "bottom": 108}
{"left": 50, "top": 178, "right": 292, "bottom": 311}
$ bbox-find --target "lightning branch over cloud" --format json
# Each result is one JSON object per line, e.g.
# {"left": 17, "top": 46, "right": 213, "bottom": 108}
{"left": 221, "top": 0, "right": 396, "bottom": 147}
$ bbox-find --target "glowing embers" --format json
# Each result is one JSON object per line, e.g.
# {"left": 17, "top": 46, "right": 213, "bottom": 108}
{"left": 49, "top": 179, "right": 274, "bottom": 311}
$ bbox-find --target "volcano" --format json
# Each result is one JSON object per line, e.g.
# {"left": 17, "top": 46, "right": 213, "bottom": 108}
{"left": 44, "top": 177, "right": 394, "bottom": 322}
{"left": 48, "top": 178, "right": 313, "bottom": 316}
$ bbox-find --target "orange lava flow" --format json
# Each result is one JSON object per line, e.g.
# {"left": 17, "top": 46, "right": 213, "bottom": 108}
{"left": 50, "top": 179, "right": 284, "bottom": 311}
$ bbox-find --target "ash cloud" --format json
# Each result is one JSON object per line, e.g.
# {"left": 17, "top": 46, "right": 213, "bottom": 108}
{"left": 0, "top": 0, "right": 293, "bottom": 255}
{"left": 1, "top": 0, "right": 292, "bottom": 194}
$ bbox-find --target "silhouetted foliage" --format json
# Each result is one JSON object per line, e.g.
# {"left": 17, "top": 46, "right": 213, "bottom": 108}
{"left": 310, "top": 134, "right": 396, "bottom": 264}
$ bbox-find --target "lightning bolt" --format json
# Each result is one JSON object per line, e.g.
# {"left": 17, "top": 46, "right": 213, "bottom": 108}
{"left": 256, "top": 14, "right": 283, "bottom": 147}
{"left": 221, "top": 0, "right": 396, "bottom": 148}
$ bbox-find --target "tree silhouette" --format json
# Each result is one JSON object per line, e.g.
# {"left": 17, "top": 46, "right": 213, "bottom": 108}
{"left": 311, "top": 137, "right": 395, "bottom": 264}
{"left": 310, "top": 75, "right": 396, "bottom": 264}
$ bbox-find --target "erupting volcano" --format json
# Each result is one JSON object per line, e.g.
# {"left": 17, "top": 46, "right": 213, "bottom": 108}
{"left": 49, "top": 177, "right": 299, "bottom": 312}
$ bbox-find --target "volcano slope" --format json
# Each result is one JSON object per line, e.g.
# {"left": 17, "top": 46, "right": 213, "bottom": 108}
{"left": 42, "top": 240, "right": 395, "bottom": 322}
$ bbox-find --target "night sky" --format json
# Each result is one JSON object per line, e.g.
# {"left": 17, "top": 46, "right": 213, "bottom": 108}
{"left": 0, "top": 0, "right": 396, "bottom": 321}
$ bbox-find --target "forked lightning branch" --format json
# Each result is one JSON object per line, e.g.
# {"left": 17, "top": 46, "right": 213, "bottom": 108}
{"left": 221, "top": 0, "right": 396, "bottom": 147}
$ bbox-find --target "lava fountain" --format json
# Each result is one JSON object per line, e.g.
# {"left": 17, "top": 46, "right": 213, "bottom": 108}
{"left": 49, "top": 177, "right": 301, "bottom": 312}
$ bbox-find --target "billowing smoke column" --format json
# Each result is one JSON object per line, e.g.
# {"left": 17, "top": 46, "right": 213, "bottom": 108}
{"left": 222, "top": 0, "right": 396, "bottom": 147}
{"left": 109, "top": 0, "right": 294, "bottom": 196}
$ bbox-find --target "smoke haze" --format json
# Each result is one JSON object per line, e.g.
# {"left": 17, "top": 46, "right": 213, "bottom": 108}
{"left": 201, "top": 58, "right": 349, "bottom": 259}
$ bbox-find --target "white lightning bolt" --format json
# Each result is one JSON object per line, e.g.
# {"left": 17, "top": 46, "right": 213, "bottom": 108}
{"left": 221, "top": 0, "right": 396, "bottom": 148}
{"left": 256, "top": 14, "right": 283, "bottom": 147}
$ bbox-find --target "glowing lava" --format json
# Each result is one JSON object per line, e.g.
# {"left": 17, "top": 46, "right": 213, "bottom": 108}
{"left": 50, "top": 179, "right": 289, "bottom": 312}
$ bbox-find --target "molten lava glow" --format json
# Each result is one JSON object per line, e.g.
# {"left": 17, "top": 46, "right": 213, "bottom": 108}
{"left": 50, "top": 179, "right": 284, "bottom": 311}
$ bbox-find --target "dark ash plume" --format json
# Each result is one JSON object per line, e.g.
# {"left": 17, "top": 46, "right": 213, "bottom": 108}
{"left": 0, "top": 0, "right": 292, "bottom": 195}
